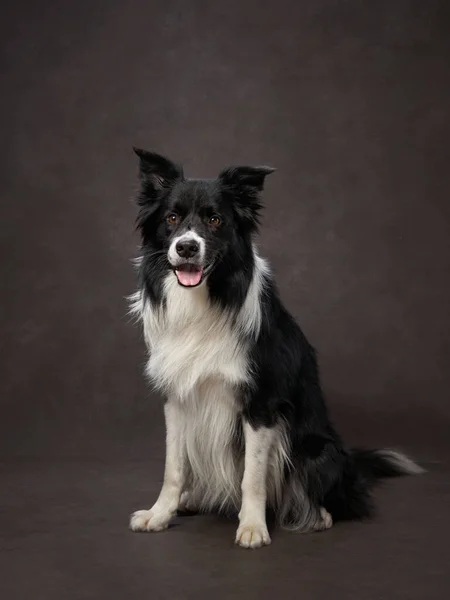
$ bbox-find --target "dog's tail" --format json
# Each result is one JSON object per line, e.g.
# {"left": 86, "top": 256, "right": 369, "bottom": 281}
{"left": 323, "top": 448, "right": 424, "bottom": 523}
{"left": 351, "top": 447, "right": 424, "bottom": 481}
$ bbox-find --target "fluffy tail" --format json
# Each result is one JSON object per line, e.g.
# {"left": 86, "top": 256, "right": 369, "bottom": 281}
{"left": 323, "top": 448, "right": 424, "bottom": 523}
{"left": 352, "top": 448, "right": 424, "bottom": 482}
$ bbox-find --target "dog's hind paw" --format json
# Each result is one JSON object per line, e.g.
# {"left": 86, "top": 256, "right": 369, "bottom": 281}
{"left": 177, "top": 491, "right": 197, "bottom": 514}
{"left": 313, "top": 507, "right": 333, "bottom": 531}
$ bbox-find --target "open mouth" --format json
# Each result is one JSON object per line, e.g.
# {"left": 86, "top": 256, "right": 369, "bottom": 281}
{"left": 174, "top": 264, "right": 204, "bottom": 287}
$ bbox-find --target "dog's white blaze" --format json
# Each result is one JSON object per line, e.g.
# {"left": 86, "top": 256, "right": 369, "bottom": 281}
{"left": 130, "top": 251, "right": 290, "bottom": 515}
{"left": 167, "top": 230, "right": 205, "bottom": 265}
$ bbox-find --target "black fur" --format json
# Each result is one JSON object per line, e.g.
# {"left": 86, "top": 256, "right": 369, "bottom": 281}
{"left": 133, "top": 148, "right": 422, "bottom": 529}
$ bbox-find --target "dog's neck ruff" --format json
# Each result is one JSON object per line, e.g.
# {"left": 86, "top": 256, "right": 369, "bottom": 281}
{"left": 129, "top": 250, "right": 270, "bottom": 399}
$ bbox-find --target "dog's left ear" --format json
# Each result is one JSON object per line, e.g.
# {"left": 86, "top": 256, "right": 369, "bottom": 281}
{"left": 218, "top": 165, "right": 275, "bottom": 229}
{"left": 218, "top": 165, "right": 275, "bottom": 193}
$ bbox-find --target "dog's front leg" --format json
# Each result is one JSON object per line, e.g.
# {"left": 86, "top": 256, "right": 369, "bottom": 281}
{"left": 235, "top": 420, "right": 274, "bottom": 549}
{"left": 130, "top": 400, "right": 186, "bottom": 532}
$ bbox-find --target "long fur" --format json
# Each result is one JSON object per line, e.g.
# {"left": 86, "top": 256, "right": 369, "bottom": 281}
{"left": 129, "top": 149, "right": 423, "bottom": 534}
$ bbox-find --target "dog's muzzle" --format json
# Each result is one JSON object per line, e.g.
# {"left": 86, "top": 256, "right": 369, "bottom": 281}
{"left": 168, "top": 233, "right": 206, "bottom": 287}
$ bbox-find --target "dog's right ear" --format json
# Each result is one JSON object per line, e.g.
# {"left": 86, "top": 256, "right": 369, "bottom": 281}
{"left": 133, "top": 148, "right": 183, "bottom": 201}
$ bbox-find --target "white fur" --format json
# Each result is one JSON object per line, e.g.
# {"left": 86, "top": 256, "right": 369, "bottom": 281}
{"left": 135, "top": 253, "right": 269, "bottom": 398}
{"left": 129, "top": 250, "right": 291, "bottom": 538}
{"left": 236, "top": 253, "right": 271, "bottom": 338}
{"left": 167, "top": 230, "right": 205, "bottom": 266}
{"left": 143, "top": 275, "right": 247, "bottom": 396}
{"left": 130, "top": 401, "right": 186, "bottom": 532}
{"left": 179, "top": 380, "right": 242, "bottom": 513}
{"left": 236, "top": 422, "right": 274, "bottom": 548}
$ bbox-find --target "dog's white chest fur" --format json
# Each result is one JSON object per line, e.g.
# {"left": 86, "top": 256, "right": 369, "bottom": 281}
{"left": 133, "top": 256, "right": 269, "bottom": 397}
{"left": 143, "top": 274, "right": 250, "bottom": 398}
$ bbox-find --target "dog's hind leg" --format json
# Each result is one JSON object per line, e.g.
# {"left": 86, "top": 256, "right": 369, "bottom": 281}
{"left": 177, "top": 490, "right": 198, "bottom": 514}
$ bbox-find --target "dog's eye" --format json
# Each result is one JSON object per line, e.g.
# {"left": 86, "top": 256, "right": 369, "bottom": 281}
{"left": 167, "top": 214, "right": 179, "bottom": 225}
{"left": 209, "top": 215, "right": 221, "bottom": 227}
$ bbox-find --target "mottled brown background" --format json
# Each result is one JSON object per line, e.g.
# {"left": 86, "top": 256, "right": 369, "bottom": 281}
{"left": 1, "top": 1, "right": 449, "bottom": 598}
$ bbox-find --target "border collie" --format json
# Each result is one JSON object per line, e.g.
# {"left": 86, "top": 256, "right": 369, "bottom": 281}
{"left": 128, "top": 148, "right": 422, "bottom": 549}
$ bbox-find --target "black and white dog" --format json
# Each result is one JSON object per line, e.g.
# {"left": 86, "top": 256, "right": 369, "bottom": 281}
{"left": 128, "top": 148, "right": 422, "bottom": 549}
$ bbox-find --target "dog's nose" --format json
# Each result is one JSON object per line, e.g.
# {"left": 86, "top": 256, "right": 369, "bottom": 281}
{"left": 176, "top": 239, "right": 200, "bottom": 259}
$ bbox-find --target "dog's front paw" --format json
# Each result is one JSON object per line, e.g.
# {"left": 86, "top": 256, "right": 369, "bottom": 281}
{"left": 235, "top": 523, "right": 271, "bottom": 549}
{"left": 129, "top": 508, "right": 172, "bottom": 532}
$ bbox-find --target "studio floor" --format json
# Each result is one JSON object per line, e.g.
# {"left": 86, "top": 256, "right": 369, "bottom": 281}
{"left": 2, "top": 452, "right": 450, "bottom": 599}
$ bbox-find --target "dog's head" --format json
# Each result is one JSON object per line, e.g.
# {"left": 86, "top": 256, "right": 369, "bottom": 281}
{"left": 134, "top": 148, "right": 274, "bottom": 288}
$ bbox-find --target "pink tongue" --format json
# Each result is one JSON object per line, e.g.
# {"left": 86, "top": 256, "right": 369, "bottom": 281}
{"left": 176, "top": 267, "right": 203, "bottom": 287}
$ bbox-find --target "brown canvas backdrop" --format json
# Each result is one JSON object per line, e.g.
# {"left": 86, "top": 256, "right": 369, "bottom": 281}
{"left": 1, "top": 2, "right": 449, "bottom": 599}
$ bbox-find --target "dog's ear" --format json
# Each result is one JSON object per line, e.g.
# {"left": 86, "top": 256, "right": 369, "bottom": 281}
{"left": 133, "top": 148, "right": 183, "bottom": 201}
{"left": 218, "top": 165, "right": 275, "bottom": 230}
{"left": 218, "top": 165, "right": 275, "bottom": 193}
